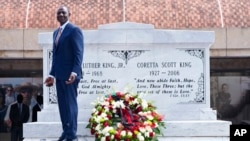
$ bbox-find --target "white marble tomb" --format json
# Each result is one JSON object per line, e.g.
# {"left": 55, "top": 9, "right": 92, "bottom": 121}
{"left": 23, "top": 22, "right": 231, "bottom": 141}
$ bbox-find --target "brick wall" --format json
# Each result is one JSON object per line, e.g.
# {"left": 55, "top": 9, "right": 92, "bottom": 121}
{"left": 0, "top": 0, "right": 250, "bottom": 29}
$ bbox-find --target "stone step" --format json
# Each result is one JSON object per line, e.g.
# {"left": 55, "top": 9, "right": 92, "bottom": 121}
{"left": 24, "top": 137, "right": 92, "bottom": 141}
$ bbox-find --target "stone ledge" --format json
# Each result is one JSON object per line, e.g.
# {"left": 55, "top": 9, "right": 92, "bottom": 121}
{"left": 24, "top": 137, "right": 229, "bottom": 141}
{"left": 23, "top": 120, "right": 231, "bottom": 138}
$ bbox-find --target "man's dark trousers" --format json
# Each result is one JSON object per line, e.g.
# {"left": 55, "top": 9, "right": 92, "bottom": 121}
{"left": 56, "top": 79, "right": 80, "bottom": 140}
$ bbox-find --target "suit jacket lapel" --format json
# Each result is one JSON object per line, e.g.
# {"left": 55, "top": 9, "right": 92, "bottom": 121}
{"left": 54, "top": 28, "right": 60, "bottom": 44}
{"left": 54, "top": 28, "right": 60, "bottom": 51}
{"left": 54, "top": 23, "right": 72, "bottom": 52}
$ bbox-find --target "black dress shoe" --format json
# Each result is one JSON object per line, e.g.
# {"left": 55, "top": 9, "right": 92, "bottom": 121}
{"left": 58, "top": 137, "right": 65, "bottom": 141}
{"left": 66, "top": 138, "right": 77, "bottom": 141}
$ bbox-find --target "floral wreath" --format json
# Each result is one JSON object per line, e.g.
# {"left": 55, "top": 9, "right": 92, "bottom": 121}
{"left": 86, "top": 91, "right": 166, "bottom": 141}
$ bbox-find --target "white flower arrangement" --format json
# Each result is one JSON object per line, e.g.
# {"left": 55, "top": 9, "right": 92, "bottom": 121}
{"left": 86, "top": 91, "right": 166, "bottom": 141}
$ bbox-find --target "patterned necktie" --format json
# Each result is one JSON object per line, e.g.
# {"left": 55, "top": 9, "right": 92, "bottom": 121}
{"left": 55, "top": 27, "right": 62, "bottom": 45}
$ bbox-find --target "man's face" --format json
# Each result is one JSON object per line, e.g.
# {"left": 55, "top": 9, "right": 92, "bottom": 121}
{"left": 6, "top": 87, "right": 12, "bottom": 95}
{"left": 20, "top": 89, "right": 31, "bottom": 105}
{"left": 222, "top": 85, "right": 229, "bottom": 93}
{"left": 57, "top": 6, "right": 70, "bottom": 25}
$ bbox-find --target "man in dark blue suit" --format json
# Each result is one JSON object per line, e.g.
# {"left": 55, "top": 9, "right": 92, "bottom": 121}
{"left": 10, "top": 94, "right": 30, "bottom": 141}
{"left": 44, "top": 5, "right": 84, "bottom": 141}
